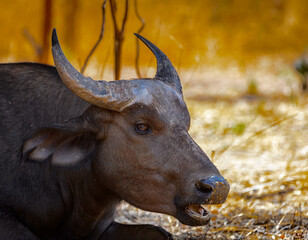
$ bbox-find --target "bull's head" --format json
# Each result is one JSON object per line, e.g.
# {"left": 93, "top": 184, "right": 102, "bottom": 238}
{"left": 25, "top": 29, "right": 229, "bottom": 226}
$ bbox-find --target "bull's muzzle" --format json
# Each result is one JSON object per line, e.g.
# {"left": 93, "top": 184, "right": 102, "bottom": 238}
{"left": 183, "top": 175, "right": 229, "bottom": 226}
{"left": 195, "top": 176, "right": 230, "bottom": 204}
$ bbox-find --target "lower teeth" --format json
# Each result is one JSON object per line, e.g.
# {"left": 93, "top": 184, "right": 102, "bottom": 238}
{"left": 187, "top": 205, "right": 210, "bottom": 219}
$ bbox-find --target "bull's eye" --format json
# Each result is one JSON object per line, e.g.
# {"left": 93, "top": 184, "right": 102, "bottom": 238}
{"left": 135, "top": 122, "right": 151, "bottom": 135}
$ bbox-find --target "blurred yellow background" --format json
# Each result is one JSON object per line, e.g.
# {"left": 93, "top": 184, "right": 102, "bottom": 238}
{"left": 1, "top": 0, "right": 308, "bottom": 79}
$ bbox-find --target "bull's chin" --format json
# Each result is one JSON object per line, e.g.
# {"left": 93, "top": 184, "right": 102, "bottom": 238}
{"left": 176, "top": 204, "right": 211, "bottom": 226}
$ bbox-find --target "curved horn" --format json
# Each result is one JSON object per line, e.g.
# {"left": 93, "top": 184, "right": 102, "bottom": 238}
{"left": 134, "top": 33, "right": 182, "bottom": 94}
{"left": 51, "top": 28, "right": 133, "bottom": 111}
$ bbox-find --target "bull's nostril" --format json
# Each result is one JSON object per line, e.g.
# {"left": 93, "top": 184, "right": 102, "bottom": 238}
{"left": 195, "top": 179, "right": 213, "bottom": 195}
{"left": 195, "top": 176, "right": 230, "bottom": 204}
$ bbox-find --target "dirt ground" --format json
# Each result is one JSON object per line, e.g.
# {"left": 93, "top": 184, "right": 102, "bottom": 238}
{"left": 114, "top": 63, "right": 308, "bottom": 239}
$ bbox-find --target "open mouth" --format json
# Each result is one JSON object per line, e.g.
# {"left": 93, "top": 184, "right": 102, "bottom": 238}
{"left": 185, "top": 204, "right": 211, "bottom": 222}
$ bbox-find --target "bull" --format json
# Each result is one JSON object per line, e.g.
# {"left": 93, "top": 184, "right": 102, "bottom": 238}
{"left": 0, "top": 29, "right": 229, "bottom": 239}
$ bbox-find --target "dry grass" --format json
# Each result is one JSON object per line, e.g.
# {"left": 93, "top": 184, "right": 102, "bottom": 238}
{"left": 114, "top": 62, "right": 308, "bottom": 239}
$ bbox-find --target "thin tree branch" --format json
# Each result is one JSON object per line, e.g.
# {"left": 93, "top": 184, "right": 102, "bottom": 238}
{"left": 81, "top": 0, "right": 107, "bottom": 74}
{"left": 40, "top": 0, "right": 52, "bottom": 63}
{"left": 23, "top": 29, "right": 42, "bottom": 57}
{"left": 110, "top": 0, "right": 119, "bottom": 33}
{"left": 110, "top": 0, "right": 129, "bottom": 80}
{"left": 134, "top": 0, "right": 145, "bottom": 78}
{"left": 121, "top": 0, "right": 129, "bottom": 33}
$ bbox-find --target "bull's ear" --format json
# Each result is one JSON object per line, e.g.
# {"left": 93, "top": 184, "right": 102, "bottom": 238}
{"left": 22, "top": 128, "right": 98, "bottom": 166}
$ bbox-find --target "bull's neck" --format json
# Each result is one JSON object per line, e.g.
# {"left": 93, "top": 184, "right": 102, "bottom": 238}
{"left": 59, "top": 167, "right": 120, "bottom": 238}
